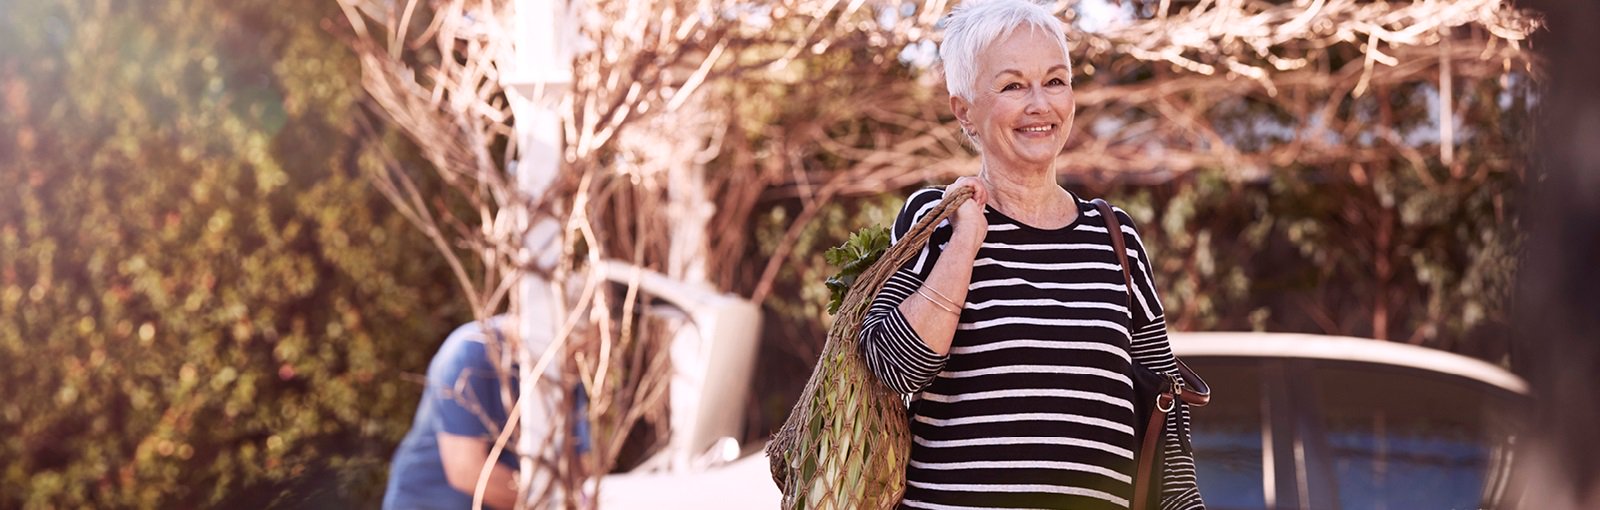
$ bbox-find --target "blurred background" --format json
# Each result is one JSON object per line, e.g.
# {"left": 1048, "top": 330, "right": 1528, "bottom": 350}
{"left": 0, "top": 0, "right": 1593, "bottom": 508}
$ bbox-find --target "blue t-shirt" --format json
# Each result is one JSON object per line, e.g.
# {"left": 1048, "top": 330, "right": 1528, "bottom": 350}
{"left": 383, "top": 318, "right": 520, "bottom": 510}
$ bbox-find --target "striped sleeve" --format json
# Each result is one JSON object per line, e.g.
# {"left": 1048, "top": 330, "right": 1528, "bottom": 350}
{"left": 859, "top": 188, "right": 952, "bottom": 394}
{"left": 1116, "top": 207, "right": 1207, "bottom": 510}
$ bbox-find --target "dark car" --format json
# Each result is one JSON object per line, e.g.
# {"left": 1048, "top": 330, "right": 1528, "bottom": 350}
{"left": 1173, "top": 332, "right": 1530, "bottom": 510}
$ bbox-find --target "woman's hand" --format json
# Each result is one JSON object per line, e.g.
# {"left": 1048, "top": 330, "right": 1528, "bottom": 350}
{"left": 947, "top": 176, "right": 989, "bottom": 253}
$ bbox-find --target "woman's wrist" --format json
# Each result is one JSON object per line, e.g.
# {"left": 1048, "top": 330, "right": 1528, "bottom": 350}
{"left": 949, "top": 227, "right": 985, "bottom": 255}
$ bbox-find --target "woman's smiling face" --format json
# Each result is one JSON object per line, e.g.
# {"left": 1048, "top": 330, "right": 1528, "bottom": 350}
{"left": 953, "top": 27, "right": 1076, "bottom": 171}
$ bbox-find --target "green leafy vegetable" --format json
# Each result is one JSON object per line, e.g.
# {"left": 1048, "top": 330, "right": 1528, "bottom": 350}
{"left": 823, "top": 225, "right": 891, "bottom": 314}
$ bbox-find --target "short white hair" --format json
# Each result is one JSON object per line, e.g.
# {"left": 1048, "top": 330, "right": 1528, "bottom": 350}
{"left": 938, "top": 0, "right": 1071, "bottom": 101}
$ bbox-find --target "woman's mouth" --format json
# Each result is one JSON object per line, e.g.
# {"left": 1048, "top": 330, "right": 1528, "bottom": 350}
{"left": 1014, "top": 124, "right": 1056, "bottom": 138}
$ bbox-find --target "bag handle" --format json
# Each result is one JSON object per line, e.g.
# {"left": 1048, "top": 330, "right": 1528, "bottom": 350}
{"left": 848, "top": 186, "right": 974, "bottom": 309}
{"left": 1091, "top": 199, "right": 1210, "bottom": 407}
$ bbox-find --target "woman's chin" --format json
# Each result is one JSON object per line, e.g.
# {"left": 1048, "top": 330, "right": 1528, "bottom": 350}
{"left": 988, "top": 140, "right": 1065, "bottom": 169}
{"left": 1012, "top": 148, "right": 1062, "bottom": 167}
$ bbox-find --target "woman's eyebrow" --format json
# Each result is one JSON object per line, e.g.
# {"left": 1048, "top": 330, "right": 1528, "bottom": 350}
{"left": 992, "top": 65, "right": 1071, "bottom": 80}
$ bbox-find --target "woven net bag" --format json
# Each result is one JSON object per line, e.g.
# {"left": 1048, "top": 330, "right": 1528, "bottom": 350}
{"left": 767, "top": 187, "right": 972, "bottom": 510}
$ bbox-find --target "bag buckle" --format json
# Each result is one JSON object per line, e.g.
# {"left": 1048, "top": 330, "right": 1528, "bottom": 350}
{"left": 1157, "top": 372, "right": 1182, "bottom": 412}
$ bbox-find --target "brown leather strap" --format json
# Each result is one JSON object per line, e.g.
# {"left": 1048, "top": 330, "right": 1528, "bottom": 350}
{"left": 1131, "top": 400, "right": 1169, "bottom": 510}
{"left": 1091, "top": 199, "right": 1210, "bottom": 407}
{"left": 1174, "top": 358, "right": 1210, "bottom": 406}
{"left": 1093, "top": 199, "right": 1138, "bottom": 305}
{"left": 1094, "top": 199, "right": 1161, "bottom": 509}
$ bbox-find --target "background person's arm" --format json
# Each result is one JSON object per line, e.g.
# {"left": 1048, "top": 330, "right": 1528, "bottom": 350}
{"left": 427, "top": 321, "right": 524, "bottom": 510}
{"left": 437, "top": 432, "right": 519, "bottom": 510}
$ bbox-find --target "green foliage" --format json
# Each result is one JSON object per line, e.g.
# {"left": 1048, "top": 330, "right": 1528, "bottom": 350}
{"left": 1093, "top": 76, "right": 1532, "bottom": 360}
{"left": 822, "top": 226, "right": 891, "bottom": 314}
{"left": 0, "top": 0, "right": 466, "bottom": 507}
{"left": 1105, "top": 162, "right": 1521, "bottom": 359}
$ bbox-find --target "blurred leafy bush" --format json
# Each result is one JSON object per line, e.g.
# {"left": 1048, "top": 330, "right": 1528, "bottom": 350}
{"left": 0, "top": 0, "right": 466, "bottom": 507}
{"left": 822, "top": 226, "right": 891, "bottom": 314}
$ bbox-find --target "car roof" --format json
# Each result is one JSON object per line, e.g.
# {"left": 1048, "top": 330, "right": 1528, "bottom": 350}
{"left": 1169, "top": 332, "right": 1529, "bottom": 395}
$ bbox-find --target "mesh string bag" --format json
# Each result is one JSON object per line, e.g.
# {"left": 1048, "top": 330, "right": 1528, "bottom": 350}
{"left": 767, "top": 187, "right": 972, "bottom": 510}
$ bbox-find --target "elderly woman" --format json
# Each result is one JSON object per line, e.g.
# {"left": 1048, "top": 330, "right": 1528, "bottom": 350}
{"left": 858, "top": 1, "right": 1205, "bottom": 509}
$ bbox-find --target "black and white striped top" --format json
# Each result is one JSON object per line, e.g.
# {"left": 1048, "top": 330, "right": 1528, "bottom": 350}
{"left": 860, "top": 187, "right": 1204, "bottom": 510}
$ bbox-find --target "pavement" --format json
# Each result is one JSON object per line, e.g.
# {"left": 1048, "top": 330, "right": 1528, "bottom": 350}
{"left": 598, "top": 451, "right": 783, "bottom": 509}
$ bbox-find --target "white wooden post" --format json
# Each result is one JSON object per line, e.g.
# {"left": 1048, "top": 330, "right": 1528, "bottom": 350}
{"left": 505, "top": 0, "right": 571, "bottom": 505}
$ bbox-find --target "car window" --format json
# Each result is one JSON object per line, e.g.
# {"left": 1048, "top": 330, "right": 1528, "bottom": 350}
{"left": 1309, "top": 362, "right": 1523, "bottom": 510}
{"left": 1187, "top": 359, "right": 1270, "bottom": 510}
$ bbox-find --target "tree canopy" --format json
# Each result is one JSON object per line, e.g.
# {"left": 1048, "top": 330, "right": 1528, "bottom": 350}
{"left": 0, "top": 0, "right": 467, "bottom": 506}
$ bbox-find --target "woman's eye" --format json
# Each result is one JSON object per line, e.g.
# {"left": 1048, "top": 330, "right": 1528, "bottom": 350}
{"left": 1002, "top": 83, "right": 1022, "bottom": 91}
{"left": 1047, "top": 77, "right": 1067, "bottom": 86}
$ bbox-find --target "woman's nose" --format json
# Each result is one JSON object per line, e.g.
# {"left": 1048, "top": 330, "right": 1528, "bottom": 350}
{"left": 1024, "top": 88, "right": 1048, "bottom": 114}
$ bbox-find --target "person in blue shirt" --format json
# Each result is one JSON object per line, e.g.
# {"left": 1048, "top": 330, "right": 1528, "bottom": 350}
{"left": 384, "top": 317, "right": 522, "bottom": 510}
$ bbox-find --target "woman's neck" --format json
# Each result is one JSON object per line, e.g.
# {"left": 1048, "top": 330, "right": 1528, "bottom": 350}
{"left": 979, "top": 162, "right": 1070, "bottom": 219}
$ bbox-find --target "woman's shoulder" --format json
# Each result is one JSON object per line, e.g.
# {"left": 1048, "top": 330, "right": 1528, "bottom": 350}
{"left": 900, "top": 186, "right": 947, "bottom": 216}
{"left": 1084, "top": 195, "right": 1141, "bottom": 232}
{"left": 893, "top": 186, "right": 951, "bottom": 240}
{"left": 908, "top": 185, "right": 946, "bottom": 204}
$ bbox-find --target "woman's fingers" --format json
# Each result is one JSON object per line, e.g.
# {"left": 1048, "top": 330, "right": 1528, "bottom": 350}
{"left": 946, "top": 176, "right": 988, "bottom": 250}
{"left": 952, "top": 175, "right": 985, "bottom": 205}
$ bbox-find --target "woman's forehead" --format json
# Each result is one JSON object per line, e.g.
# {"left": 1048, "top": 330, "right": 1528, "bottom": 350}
{"left": 978, "top": 30, "right": 1069, "bottom": 74}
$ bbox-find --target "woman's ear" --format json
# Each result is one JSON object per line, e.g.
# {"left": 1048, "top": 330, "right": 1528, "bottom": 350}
{"left": 950, "top": 94, "right": 973, "bottom": 134}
